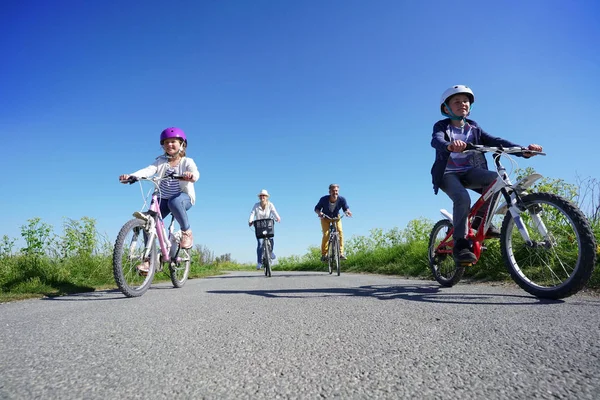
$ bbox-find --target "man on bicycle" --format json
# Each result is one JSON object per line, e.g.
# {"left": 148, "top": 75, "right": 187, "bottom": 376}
{"left": 314, "top": 184, "right": 352, "bottom": 262}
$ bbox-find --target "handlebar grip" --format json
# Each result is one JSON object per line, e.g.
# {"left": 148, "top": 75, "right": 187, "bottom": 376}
{"left": 120, "top": 176, "right": 139, "bottom": 184}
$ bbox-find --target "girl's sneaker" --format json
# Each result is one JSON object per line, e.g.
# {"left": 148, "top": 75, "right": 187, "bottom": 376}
{"left": 256, "top": 263, "right": 262, "bottom": 270}
{"left": 136, "top": 261, "right": 150, "bottom": 276}
{"left": 181, "top": 230, "right": 193, "bottom": 248}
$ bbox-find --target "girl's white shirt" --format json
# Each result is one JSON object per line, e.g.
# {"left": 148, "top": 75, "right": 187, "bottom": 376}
{"left": 130, "top": 156, "right": 200, "bottom": 204}
{"left": 248, "top": 202, "right": 280, "bottom": 224}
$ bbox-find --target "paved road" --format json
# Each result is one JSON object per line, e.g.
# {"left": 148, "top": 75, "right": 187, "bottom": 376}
{"left": 1, "top": 271, "right": 599, "bottom": 399}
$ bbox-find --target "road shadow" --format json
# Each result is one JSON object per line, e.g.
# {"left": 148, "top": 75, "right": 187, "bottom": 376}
{"left": 40, "top": 282, "right": 178, "bottom": 301}
{"left": 207, "top": 283, "right": 564, "bottom": 305}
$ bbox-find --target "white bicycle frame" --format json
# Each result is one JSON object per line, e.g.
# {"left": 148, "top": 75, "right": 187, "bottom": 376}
{"left": 438, "top": 145, "right": 547, "bottom": 247}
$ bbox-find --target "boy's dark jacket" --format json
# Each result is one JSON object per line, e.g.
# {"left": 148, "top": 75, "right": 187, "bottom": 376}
{"left": 430, "top": 118, "right": 520, "bottom": 195}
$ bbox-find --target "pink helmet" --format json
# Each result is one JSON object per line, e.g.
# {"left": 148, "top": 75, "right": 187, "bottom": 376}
{"left": 160, "top": 127, "right": 187, "bottom": 145}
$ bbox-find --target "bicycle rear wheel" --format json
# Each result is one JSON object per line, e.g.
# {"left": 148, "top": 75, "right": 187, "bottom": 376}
{"left": 501, "top": 192, "right": 596, "bottom": 299}
{"left": 428, "top": 219, "right": 464, "bottom": 287}
{"left": 113, "top": 218, "right": 157, "bottom": 297}
{"left": 263, "top": 240, "right": 271, "bottom": 277}
{"left": 169, "top": 246, "right": 191, "bottom": 288}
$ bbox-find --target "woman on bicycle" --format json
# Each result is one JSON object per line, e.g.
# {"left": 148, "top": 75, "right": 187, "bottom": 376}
{"left": 430, "top": 85, "right": 542, "bottom": 263}
{"left": 248, "top": 189, "right": 281, "bottom": 269}
{"left": 119, "top": 127, "right": 199, "bottom": 265}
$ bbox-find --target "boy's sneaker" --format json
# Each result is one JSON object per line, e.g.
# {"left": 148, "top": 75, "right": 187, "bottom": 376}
{"left": 453, "top": 238, "right": 477, "bottom": 263}
{"left": 340, "top": 254, "right": 347, "bottom": 260}
{"left": 320, "top": 255, "right": 327, "bottom": 262}
{"left": 181, "top": 230, "right": 193, "bottom": 249}
{"left": 256, "top": 263, "right": 262, "bottom": 270}
{"left": 270, "top": 252, "right": 276, "bottom": 260}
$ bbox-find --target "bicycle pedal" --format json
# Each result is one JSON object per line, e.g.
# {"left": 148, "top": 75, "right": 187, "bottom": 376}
{"left": 459, "top": 262, "right": 474, "bottom": 267}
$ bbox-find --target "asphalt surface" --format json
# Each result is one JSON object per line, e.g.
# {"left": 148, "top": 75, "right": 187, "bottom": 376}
{"left": 1, "top": 271, "right": 599, "bottom": 399}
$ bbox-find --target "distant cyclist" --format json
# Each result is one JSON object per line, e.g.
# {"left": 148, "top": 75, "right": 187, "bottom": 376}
{"left": 430, "top": 85, "right": 542, "bottom": 263}
{"left": 314, "top": 184, "right": 352, "bottom": 262}
{"left": 248, "top": 189, "right": 281, "bottom": 269}
{"left": 119, "top": 127, "right": 199, "bottom": 257}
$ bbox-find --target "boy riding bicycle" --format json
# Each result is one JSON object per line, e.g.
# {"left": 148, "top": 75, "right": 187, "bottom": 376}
{"left": 430, "top": 85, "right": 542, "bottom": 263}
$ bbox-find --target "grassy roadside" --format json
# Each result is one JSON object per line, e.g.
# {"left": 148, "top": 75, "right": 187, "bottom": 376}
{"left": 0, "top": 254, "right": 254, "bottom": 303}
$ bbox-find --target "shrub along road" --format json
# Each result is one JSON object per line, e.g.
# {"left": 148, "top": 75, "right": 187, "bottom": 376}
{"left": 1, "top": 271, "right": 599, "bottom": 399}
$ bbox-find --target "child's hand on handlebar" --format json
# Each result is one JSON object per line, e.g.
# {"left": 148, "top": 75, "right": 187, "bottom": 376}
{"left": 182, "top": 171, "right": 195, "bottom": 181}
{"left": 447, "top": 140, "right": 467, "bottom": 152}
{"left": 523, "top": 144, "right": 543, "bottom": 158}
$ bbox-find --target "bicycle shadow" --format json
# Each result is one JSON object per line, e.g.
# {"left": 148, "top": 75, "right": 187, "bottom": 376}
{"left": 206, "top": 283, "right": 565, "bottom": 306}
{"left": 40, "top": 283, "right": 180, "bottom": 302}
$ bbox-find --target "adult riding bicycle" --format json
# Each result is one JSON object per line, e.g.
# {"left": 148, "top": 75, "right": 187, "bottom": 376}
{"left": 322, "top": 214, "right": 345, "bottom": 276}
{"left": 428, "top": 144, "right": 596, "bottom": 299}
{"left": 113, "top": 173, "right": 192, "bottom": 297}
{"left": 253, "top": 218, "right": 275, "bottom": 277}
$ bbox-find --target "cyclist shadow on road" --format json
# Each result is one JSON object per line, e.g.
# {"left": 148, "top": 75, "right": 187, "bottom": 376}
{"left": 206, "top": 283, "right": 560, "bottom": 305}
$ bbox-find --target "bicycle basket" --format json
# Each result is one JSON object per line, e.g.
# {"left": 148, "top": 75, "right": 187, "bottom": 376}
{"left": 253, "top": 219, "right": 275, "bottom": 239}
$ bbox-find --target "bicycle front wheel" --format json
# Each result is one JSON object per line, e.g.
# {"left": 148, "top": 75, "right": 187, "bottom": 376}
{"left": 333, "top": 236, "right": 341, "bottom": 276}
{"left": 501, "top": 192, "right": 597, "bottom": 299}
{"left": 113, "top": 218, "right": 157, "bottom": 297}
{"left": 327, "top": 239, "right": 334, "bottom": 275}
{"left": 263, "top": 240, "right": 271, "bottom": 277}
{"left": 169, "top": 247, "right": 191, "bottom": 288}
{"left": 428, "top": 219, "right": 464, "bottom": 287}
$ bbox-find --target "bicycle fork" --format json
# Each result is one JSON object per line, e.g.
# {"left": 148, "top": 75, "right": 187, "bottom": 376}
{"left": 507, "top": 197, "right": 552, "bottom": 248}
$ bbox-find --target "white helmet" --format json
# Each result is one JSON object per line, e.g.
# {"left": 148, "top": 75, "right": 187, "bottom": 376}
{"left": 440, "top": 85, "right": 475, "bottom": 115}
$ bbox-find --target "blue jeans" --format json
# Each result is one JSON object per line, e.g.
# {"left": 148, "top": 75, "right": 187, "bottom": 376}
{"left": 256, "top": 238, "right": 274, "bottom": 264}
{"left": 157, "top": 192, "right": 192, "bottom": 231}
{"left": 439, "top": 168, "right": 498, "bottom": 240}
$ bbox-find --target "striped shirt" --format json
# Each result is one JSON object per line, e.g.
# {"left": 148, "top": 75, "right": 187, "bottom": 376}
{"left": 445, "top": 124, "right": 474, "bottom": 174}
{"left": 158, "top": 166, "right": 181, "bottom": 199}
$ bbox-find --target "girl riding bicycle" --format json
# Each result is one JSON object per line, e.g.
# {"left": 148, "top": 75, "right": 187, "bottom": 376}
{"left": 119, "top": 127, "right": 199, "bottom": 272}
{"left": 248, "top": 189, "right": 281, "bottom": 269}
{"left": 430, "top": 85, "right": 542, "bottom": 263}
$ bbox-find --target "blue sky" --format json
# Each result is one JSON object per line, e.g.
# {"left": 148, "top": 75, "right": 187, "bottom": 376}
{"left": 2, "top": 0, "right": 599, "bottom": 264}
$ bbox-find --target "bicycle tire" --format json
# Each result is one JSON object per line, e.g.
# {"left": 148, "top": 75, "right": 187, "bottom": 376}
{"left": 500, "top": 192, "right": 596, "bottom": 299}
{"left": 333, "top": 236, "right": 341, "bottom": 276}
{"left": 113, "top": 218, "right": 157, "bottom": 297}
{"left": 169, "top": 246, "right": 191, "bottom": 288}
{"left": 327, "top": 238, "right": 334, "bottom": 275}
{"left": 428, "top": 219, "right": 465, "bottom": 287}
{"left": 263, "top": 240, "right": 271, "bottom": 277}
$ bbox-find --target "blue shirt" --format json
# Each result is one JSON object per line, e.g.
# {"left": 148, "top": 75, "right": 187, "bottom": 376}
{"left": 314, "top": 195, "right": 350, "bottom": 218}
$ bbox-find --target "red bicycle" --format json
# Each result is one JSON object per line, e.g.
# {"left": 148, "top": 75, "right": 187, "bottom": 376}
{"left": 428, "top": 144, "right": 596, "bottom": 299}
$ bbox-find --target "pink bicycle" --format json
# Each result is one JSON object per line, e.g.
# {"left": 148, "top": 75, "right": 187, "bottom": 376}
{"left": 113, "top": 174, "right": 191, "bottom": 297}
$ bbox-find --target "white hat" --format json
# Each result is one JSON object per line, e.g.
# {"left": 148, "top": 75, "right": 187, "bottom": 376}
{"left": 257, "top": 189, "right": 270, "bottom": 197}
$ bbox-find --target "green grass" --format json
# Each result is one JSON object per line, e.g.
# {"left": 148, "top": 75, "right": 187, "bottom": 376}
{"left": 0, "top": 254, "right": 244, "bottom": 303}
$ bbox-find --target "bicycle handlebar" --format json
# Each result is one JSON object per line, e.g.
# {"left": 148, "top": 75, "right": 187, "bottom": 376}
{"left": 120, "top": 172, "right": 187, "bottom": 185}
{"left": 464, "top": 143, "right": 546, "bottom": 156}
{"left": 321, "top": 214, "right": 346, "bottom": 221}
